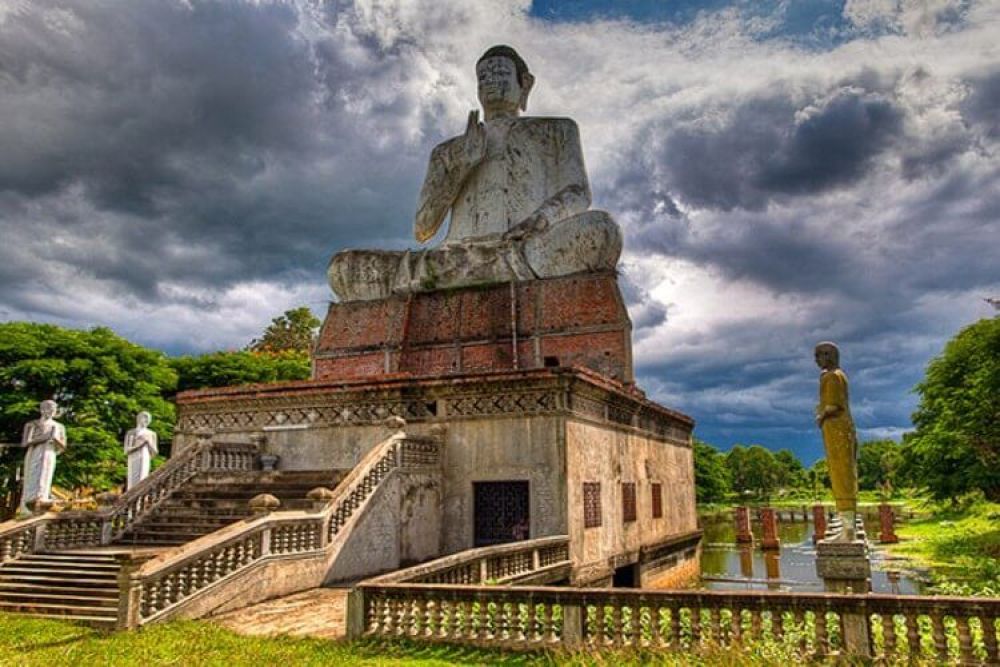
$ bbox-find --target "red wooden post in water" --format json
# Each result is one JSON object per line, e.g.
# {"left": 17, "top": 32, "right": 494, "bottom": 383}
{"left": 812, "top": 504, "right": 827, "bottom": 543}
{"left": 879, "top": 503, "right": 898, "bottom": 543}
{"left": 734, "top": 506, "right": 753, "bottom": 544}
{"left": 760, "top": 507, "right": 780, "bottom": 550}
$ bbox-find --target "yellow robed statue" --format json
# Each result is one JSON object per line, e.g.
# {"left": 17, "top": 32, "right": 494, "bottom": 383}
{"left": 814, "top": 341, "right": 859, "bottom": 542}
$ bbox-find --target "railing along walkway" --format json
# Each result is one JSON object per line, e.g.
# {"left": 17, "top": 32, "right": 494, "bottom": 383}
{"left": 118, "top": 432, "right": 439, "bottom": 627}
{"left": 0, "top": 436, "right": 259, "bottom": 560}
{"left": 354, "top": 584, "right": 1000, "bottom": 664}
{"left": 368, "top": 536, "right": 570, "bottom": 586}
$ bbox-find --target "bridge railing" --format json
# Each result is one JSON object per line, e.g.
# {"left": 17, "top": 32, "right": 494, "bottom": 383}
{"left": 367, "top": 536, "right": 570, "bottom": 586}
{"left": 354, "top": 584, "right": 1000, "bottom": 662}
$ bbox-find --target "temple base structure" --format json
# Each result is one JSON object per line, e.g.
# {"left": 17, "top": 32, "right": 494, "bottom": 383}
{"left": 313, "top": 272, "right": 633, "bottom": 386}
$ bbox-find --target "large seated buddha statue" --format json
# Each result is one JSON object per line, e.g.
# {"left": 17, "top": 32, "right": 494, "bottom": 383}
{"left": 327, "top": 45, "right": 623, "bottom": 302}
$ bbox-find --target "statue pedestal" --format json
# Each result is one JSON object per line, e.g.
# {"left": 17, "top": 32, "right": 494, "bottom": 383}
{"left": 314, "top": 273, "right": 633, "bottom": 385}
{"left": 815, "top": 539, "right": 871, "bottom": 593}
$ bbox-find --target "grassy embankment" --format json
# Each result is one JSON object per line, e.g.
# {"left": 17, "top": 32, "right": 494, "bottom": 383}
{"left": 889, "top": 498, "right": 1000, "bottom": 595}
{"left": 0, "top": 613, "right": 826, "bottom": 667}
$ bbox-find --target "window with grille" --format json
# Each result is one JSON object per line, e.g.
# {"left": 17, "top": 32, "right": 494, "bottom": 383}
{"left": 651, "top": 483, "right": 663, "bottom": 519}
{"left": 583, "top": 482, "right": 601, "bottom": 528}
{"left": 622, "top": 482, "right": 637, "bottom": 523}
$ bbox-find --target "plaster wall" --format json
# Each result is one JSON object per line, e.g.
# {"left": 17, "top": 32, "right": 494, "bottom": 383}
{"left": 565, "top": 418, "right": 696, "bottom": 585}
{"left": 437, "top": 415, "right": 566, "bottom": 554}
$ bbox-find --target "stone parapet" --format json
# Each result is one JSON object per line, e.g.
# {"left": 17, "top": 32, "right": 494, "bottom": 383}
{"left": 313, "top": 272, "right": 634, "bottom": 384}
{"left": 174, "top": 367, "right": 694, "bottom": 448}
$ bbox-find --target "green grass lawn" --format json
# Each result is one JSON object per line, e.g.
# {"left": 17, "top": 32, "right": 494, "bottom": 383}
{"left": 0, "top": 613, "right": 816, "bottom": 667}
{"left": 890, "top": 498, "right": 1000, "bottom": 595}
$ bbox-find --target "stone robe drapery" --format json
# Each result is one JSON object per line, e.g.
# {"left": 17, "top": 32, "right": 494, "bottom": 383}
{"left": 18, "top": 419, "right": 67, "bottom": 514}
{"left": 124, "top": 428, "right": 158, "bottom": 490}
{"left": 818, "top": 368, "right": 858, "bottom": 512}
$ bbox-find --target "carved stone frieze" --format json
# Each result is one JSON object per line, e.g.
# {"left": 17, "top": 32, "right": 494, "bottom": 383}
{"left": 176, "top": 369, "right": 693, "bottom": 446}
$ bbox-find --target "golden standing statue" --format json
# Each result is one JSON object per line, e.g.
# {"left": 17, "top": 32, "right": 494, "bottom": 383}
{"left": 814, "top": 342, "right": 859, "bottom": 541}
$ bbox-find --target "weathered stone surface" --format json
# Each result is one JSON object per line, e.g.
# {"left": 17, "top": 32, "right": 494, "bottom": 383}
{"left": 213, "top": 587, "right": 348, "bottom": 639}
{"left": 816, "top": 538, "right": 871, "bottom": 593}
{"left": 327, "top": 46, "right": 622, "bottom": 301}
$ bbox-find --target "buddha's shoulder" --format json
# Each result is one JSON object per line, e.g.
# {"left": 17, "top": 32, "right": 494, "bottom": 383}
{"left": 511, "top": 116, "right": 580, "bottom": 136}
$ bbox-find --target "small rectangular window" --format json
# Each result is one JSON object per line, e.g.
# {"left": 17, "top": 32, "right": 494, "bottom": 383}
{"left": 622, "top": 482, "right": 637, "bottom": 523}
{"left": 583, "top": 482, "right": 602, "bottom": 528}
{"left": 651, "top": 483, "right": 663, "bottom": 519}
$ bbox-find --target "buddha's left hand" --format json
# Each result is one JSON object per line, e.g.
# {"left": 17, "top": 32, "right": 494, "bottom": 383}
{"left": 503, "top": 213, "right": 549, "bottom": 241}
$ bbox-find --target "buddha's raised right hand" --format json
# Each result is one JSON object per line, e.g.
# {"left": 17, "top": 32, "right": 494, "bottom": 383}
{"left": 462, "top": 110, "right": 486, "bottom": 168}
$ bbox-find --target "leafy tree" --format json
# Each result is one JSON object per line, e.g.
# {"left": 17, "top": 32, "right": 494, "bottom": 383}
{"left": 0, "top": 323, "right": 177, "bottom": 492}
{"left": 808, "top": 459, "right": 830, "bottom": 499}
{"left": 693, "top": 440, "right": 730, "bottom": 504}
{"left": 857, "top": 439, "right": 903, "bottom": 491}
{"left": 902, "top": 317, "right": 1000, "bottom": 501}
{"left": 726, "top": 444, "right": 780, "bottom": 500}
{"left": 247, "top": 307, "right": 320, "bottom": 354}
{"left": 773, "top": 449, "right": 806, "bottom": 489}
{"left": 171, "top": 350, "right": 311, "bottom": 393}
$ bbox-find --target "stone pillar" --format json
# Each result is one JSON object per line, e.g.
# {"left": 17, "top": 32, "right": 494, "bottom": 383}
{"left": 760, "top": 507, "right": 780, "bottom": 550}
{"left": 879, "top": 503, "right": 898, "bottom": 544}
{"left": 816, "top": 540, "right": 871, "bottom": 594}
{"left": 764, "top": 551, "right": 781, "bottom": 591}
{"left": 812, "top": 504, "right": 827, "bottom": 544}
{"left": 734, "top": 506, "right": 753, "bottom": 544}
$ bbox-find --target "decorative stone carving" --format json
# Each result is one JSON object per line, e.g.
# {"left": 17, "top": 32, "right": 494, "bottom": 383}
{"left": 17, "top": 400, "right": 67, "bottom": 516}
{"left": 327, "top": 45, "right": 622, "bottom": 302}
{"left": 124, "top": 411, "right": 159, "bottom": 490}
{"left": 814, "top": 342, "right": 860, "bottom": 542}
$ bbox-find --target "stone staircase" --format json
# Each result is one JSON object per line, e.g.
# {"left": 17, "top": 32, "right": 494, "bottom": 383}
{"left": 0, "top": 469, "right": 346, "bottom": 627}
{"left": 0, "top": 550, "right": 122, "bottom": 625}
{"left": 114, "top": 470, "right": 344, "bottom": 547}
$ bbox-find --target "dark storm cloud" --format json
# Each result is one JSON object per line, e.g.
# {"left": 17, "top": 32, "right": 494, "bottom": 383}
{"left": 648, "top": 87, "right": 904, "bottom": 212}
{"left": 0, "top": 0, "right": 433, "bottom": 305}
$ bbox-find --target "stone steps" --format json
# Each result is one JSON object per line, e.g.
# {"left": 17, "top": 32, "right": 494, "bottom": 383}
{"left": 0, "top": 550, "right": 121, "bottom": 627}
{"left": 0, "top": 469, "right": 350, "bottom": 626}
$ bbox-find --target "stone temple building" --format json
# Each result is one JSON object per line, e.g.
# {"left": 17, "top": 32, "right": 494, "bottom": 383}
{"left": 172, "top": 44, "right": 700, "bottom": 590}
{"left": 0, "top": 45, "right": 699, "bottom": 628}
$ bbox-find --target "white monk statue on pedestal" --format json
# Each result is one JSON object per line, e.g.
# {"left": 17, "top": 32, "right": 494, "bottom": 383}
{"left": 123, "top": 411, "right": 158, "bottom": 490}
{"left": 18, "top": 400, "right": 67, "bottom": 515}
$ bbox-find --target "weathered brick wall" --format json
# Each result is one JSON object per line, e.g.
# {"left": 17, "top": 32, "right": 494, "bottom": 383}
{"left": 313, "top": 272, "right": 633, "bottom": 384}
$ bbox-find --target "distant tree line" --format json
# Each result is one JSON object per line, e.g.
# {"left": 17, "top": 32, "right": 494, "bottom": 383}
{"left": 0, "top": 307, "right": 319, "bottom": 495}
{"left": 695, "top": 316, "right": 999, "bottom": 504}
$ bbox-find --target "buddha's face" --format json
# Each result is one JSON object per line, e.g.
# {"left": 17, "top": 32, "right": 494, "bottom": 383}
{"left": 137, "top": 412, "right": 151, "bottom": 429}
{"left": 39, "top": 401, "right": 57, "bottom": 419}
{"left": 477, "top": 56, "right": 522, "bottom": 114}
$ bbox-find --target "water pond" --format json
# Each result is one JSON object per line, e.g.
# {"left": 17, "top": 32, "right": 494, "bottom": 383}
{"left": 698, "top": 514, "right": 927, "bottom": 594}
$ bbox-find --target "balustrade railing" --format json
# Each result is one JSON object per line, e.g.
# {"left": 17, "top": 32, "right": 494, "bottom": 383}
{"left": 355, "top": 585, "right": 1000, "bottom": 663}
{"left": 0, "top": 437, "right": 264, "bottom": 561}
{"left": 368, "top": 536, "right": 570, "bottom": 586}
{"left": 120, "top": 433, "right": 440, "bottom": 627}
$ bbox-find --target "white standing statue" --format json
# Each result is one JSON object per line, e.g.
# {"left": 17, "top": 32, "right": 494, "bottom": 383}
{"left": 18, "top": 400, "right": 67, "bottom": 515}
{"left": 123, "top": 411, "right": 158, "bottom": 490}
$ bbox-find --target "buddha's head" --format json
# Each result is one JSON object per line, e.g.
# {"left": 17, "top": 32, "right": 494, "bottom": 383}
{"left": 39, "top": 400, "right": 58, "bottom": 419}
{"left": 136, "top": 411, "right": 152, "bottom": 429}
{"left": 814, "top": 342, "right": 840, "bottom": 371}
{"left": 476, "top": 45, "right": 534, "bottom": 118}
